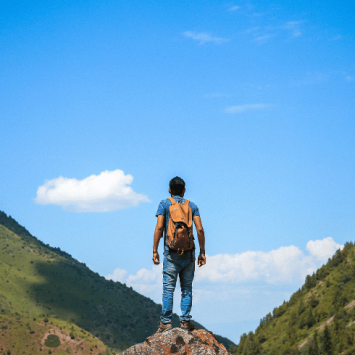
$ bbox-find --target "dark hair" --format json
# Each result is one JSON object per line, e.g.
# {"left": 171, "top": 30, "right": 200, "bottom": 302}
{"left": 169, "top": 176, "right": 185, "bottom": 196}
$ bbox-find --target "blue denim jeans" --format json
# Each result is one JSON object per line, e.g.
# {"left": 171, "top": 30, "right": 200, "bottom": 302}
{"left": 161, "top": 251, "right": 195, "bottom": 324}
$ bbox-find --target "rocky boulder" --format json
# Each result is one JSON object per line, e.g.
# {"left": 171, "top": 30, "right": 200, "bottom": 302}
{"left": 118, "top": 328, "right": 228, "bottom": 354}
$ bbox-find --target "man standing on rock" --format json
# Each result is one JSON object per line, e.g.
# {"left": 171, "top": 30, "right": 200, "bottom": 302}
{"left": 153, "top": 176, "right": 206, "bottom": 333}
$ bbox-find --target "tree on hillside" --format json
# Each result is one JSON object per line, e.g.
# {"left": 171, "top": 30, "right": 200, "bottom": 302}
{"left": 305, "top": 274, "right": 317, "bottom": 290}
{"left": 320, "top": 325, "right": 332, "bottom": 355}
{"left": 330, "top": 249, "right": 345, "bottom": 268}
{"left": 298, "top": 300, "right": 306, "bottom": 316}
{"left": 308, "top": 331, "right": 319, "bottom": 355}
{"left": 236, "top": 333, "right": 248, "bottom": 354}
{"left": 241, "top": 332, "right": 261, "bottom": 355}
{"left": 306, "top": 308, "right": 316, "bottom": 329}
{"left": 229, "top": 344, "right": 238, "bottom": 354}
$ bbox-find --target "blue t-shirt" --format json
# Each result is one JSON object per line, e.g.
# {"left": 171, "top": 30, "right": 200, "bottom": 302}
{"left": 156, "top": 196, "right": 200, "bottom": 256}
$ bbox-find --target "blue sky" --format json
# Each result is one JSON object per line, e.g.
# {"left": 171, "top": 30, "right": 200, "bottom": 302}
{"left": 1, "top": 0, "right": 354, "bottom": 343}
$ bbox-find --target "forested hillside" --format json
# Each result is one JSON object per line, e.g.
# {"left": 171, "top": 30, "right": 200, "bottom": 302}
{"left": 0, "top": 211, "right": 234, "bottom": 353}
{"left": 230, "top": 242, "right": 355, "bottom": 355}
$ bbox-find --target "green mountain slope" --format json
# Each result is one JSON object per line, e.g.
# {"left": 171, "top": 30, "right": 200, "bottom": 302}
{"left": 0, "top": 211, "right": 235, "bottom": 352}
{"left": 0, "top": 314, "right": 108, "bottom": 355}
{"left": 230, "top": 242, "right": 355, "bottom": 355}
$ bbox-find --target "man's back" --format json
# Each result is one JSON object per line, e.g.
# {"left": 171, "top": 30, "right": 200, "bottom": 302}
{"left": 156, "top": 196, "right": 199, "bottom": 256}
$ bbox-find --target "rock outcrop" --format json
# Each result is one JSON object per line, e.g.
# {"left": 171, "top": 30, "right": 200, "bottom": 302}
{"left": 119, "top": 328, "right": 229, "bottom": 355}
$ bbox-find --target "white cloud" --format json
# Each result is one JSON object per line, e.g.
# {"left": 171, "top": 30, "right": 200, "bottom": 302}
{"left": 105, "top": 268, "right": 127, "bottom": 283}
{"left": 254, "top": 34, "right": 273, "bottom": 43}
{"left": 291, "top": 71, "right": 329, "bottom": 86}
{"left": 306, "top": 237, "right": 343, "bottom": 262}
{"left": 243, "top": 26, "right": 260, "bottom": 35}
{"left": 197, "top": 238, "right": 343, "bottom": 284}
{"left": 282, "top": 21, "right": 303, "bottom": 37}
{"left": 183, "top": 31, "right": 229, "bottom": 45}
{"left": 106, "top": 237, "right": 343, "bottom": 301}
{"left": 225, "top": 103, "right": 271, "bottom": 114}
{"left": 242, "top": 20, "right": 303, "bottom": 44}
{"left": 345, "top": 75, "right": 354, "bottom": 82}
{"left": 331, "top": 35, "right": 342, "bottom": 41}
{"left": 228, "top": 5, "right": 240, "bottom": 11}
{"left": 195, "top": 246, "right": 314, "bottom": 284}
{"left": 107, "top": 265, "right": 163, "bottom": 302}
{"left": 35, "top": 169, "right": 150, "bottom": 212}
{"left": 127, "top": 267, "right": 161, "bottom": 284}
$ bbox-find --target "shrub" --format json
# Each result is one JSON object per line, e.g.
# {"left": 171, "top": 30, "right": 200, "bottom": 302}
{"left": 305, "top": 274, "right": 317, "bottom": 290}
{"left": 309, "top": 296, "right": 319, "bottom": 308}
{"left": 305, "top": 309, "right": 316, "bottom": 329}
{"left": 298, "top": 301, "right": 306, "bottom": 316}
{"left": 340, "top": 272, "right": 351, "bottom": 284}
{"left": 44, "top": 335, "right": 60, "bottom": 348}
{"left": 330, "top": 249, "right": 344, "bottom": 268}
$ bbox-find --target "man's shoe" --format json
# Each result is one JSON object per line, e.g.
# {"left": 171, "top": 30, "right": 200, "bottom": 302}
{"left": 156, "top": 321, "right": 172, "bottom": 333}
{"left": 180, "top": 320, "right": 195, "bottom": 331}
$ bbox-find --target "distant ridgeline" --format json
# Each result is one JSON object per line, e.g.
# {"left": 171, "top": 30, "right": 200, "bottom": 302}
{"left": 230, "top": 242, "right": 355, "bottom": 355}
{"left": 0, "top": 211, "right": 75, "bottom": 261}
{"left": 0, "top": 210, "right": 235, "bottom": 352}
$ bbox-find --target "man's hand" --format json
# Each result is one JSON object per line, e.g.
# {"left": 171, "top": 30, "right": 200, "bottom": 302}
{"left": 198, "top": 254, "right": 206, "bottom": 267}
{"left": 153, "top": 251, "right": 160, "bottom": 265}
{"left": 193, "top": 216, "right": 205, "bottom": 266}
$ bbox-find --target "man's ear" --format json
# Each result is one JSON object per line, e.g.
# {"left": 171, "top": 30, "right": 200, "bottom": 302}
{"left": 168, "top": 188, "right": 171, "bottom": 194}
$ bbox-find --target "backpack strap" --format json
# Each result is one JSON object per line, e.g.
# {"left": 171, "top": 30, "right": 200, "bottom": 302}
{"left": 168, "top": 197, "right": 176, "bottom": 205}
{"left": 168, "top": 198, "right": 189, "bottom": 205}
{"left": 184, "top": 200, "right": 192, "bottom": 248}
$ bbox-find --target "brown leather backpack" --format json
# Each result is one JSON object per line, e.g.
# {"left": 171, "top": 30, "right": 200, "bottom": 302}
{"left": 166, "top": 198, "right": 194, "bottom": 255}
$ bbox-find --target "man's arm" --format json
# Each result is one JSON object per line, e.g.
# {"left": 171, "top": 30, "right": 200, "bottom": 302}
{"left": 193, "top": 215, "right": 206, "bottom": 267}
{"left": 153, "top": 215, "right": 165, "bottom": 265}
